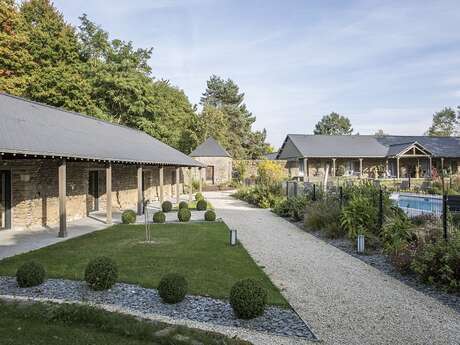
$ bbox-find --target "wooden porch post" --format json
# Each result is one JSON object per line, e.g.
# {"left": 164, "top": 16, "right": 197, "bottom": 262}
{"left": 175, "top": 167, "right": 180, "bottom": 204}
{"left": 385, "top": 160, "right": 389, "bottom": 177}
{"left": 137, "top": 166, "right": 143, "bottom": 215}
{"left": 429, "top": 157, "right": 433, "bottom": 178}
{"left": 396, "top": 157, "right": 400, "bottom": 179}
{"left": 106, "top": 163, "right": 112, "bottom": 225}
{"left": 416, "top": 159, "right": 420, "bottom": 178}
{"left": 188, "top": 167, "right": 193, "bottom": 203}
{"left": 58, "top": 160, "right": 67, "bottom": 237}
{"left": 441, "top": 157, "right": 445, "bottom": 175}
{"left": 359, "top": 158, "right": 363, "bottom": 178}
{"left": 199, "top": 167, "right": 203, "bottom": 193}
{"left": 159, "top": 166, "right": 164, "bottom": 203}
{"left": 332, "top": 158, "right": 336, "bottom": 177}
{"left": 303, "top": 158, "right": 308, "bottom": 182}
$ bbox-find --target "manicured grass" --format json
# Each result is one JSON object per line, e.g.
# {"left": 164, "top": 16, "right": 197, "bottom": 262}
{"left": 0, "top": 300, "right": 251, "bottom": 345}
{"left": 0, "top": 222, "right": 287, "bottom": 306}
{"left": 171, "top": 200, "right": 213, "bottom": 210}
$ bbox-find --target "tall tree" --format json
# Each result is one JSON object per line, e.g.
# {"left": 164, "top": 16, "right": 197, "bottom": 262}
{"left": 313, "top": 112, "right": 353, "bottom": 135}
{"left": 200, "top": 75, "right": 269, "bottom": 158}
{"left": 426, "top": 107, "right": 458, "bottom": 136}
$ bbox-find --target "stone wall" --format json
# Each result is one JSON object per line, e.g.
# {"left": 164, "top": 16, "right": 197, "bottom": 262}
{"left": 234, "top": 159, "right": 289, "bottom": 179}
{"left": 1, "top": 159, "right": 186, "bottom": 230}
{"left": 191, "top": 156, "right": 232, "bottom": 185}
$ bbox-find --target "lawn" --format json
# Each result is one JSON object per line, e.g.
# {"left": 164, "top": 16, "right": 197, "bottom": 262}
{"left": 0, "top": 222, "right": 287, "bottom": 306}
{"left": 0, "top": 300, "right": 251, "bottom": 345}
{"left": 171, "top": 200, "right": 213, "bottom": 210}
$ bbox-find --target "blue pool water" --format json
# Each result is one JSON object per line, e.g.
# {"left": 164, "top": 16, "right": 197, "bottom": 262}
{"left": 396, "top": 194, "right": 442, "bottom": 214}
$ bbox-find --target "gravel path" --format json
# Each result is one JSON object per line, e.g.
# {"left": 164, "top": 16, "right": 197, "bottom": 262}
{"left": 207, "top": 191, "right": 460, "bottom": 345}
{"left": 0, "top": 277, "right": 314, "bottom": 341}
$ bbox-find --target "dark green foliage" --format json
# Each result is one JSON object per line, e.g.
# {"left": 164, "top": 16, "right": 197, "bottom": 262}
{"left": 195, "top": 192, "right": 204, "bottom": 201}
{"left": 153, "top": 211, "right": 165, "bottom": 224}
{"left": 204, "top": 210, "right": 216, "bottom": 221}
{"left": 230, "top": 279, "right": 267, "bottom": 319}
{"left": 313, "top": 112, "right": 353, "bottom": 135}
{"left": 158, "top": 273, "right": 188, "bottom": 304}
{"left": 382, "top": 214, "right": 414, "bottom": 254}
{"left": 411, "top": 232, "right": 460, "bottom": 292}
{"left": 196, "top": 199, "right": 207, "bottom": 211}
{"left": 177, "top": 208, "right": 191, "bottom": 222}
{"left": 273, "top": 196, "right": 310, "bottom": 221}
{"left": 178, "top": 201, "right": 189, "bottom": 209}
{"left": 233, "top": 183, "right": 282, "bottom": 209}
{"left": 427, "top": 107, "right": 459, "bottom": 137}
{"left": 121, "top": 210, "right": 136, "bottom": 224}
{"left": 410, "top": 213, "right": 438, "bottom": 226}
{"left": 84, "top": 256, "right": 118, "bottom": 291}
{"left": 16, "top": 261, "right": 46, "bottom": 288}
{"left": 161, "top": 201, "right": 172, "bottom": 212}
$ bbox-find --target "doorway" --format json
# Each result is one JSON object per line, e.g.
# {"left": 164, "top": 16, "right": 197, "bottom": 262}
{"left": 0, "top": 171, "right": 11, "bottom": 230}
{"left": 206, "top": 166, "right": 215, "bottom": 184}
{"left": 88, "top": 171, "right": 99, "bottom": 212}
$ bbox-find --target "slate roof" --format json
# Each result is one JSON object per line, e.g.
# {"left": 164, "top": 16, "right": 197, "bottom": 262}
{"left": 277, "top": 134, "right": 460, "bottom": 159}
{"left": 189, "top": 137, "right": 230, "bottom": 157}
{"left": 0, "top": 93, "right": 204, "bottom": 167}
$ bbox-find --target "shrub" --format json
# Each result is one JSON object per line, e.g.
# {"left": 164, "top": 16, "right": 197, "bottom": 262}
{"left": 340, "top": 195, "right": 378, "bottom": 239}
{"left": 121, "top": 210, "right": 136, "bottom": 224}
{"left": 153, "top": 211, "right": 166, "bottom": 223}
{"left": 158, "top": 273, "right": 188, "bottom": 304}
{"left": 178, "top": 208, "right": 191, "bottom": 222}
{"left": 411, "top": 232, "right": 460, "bottom": 292}
{"left": 195, "top": 192, "right": 204, "bottom": 201}
{"left": 161, "top": 201, "right": 172, "bottom": 212}
{"left": 390, "top": 243, "right": 417, "bottom": 273}
{"left": 382, "top": 214, "right": 414, "bottom": 254}
{"left": 256, "top": 160, "right": 284, "bottom": 186}
{"left": 304, "top": 199, "right": 343, "bottom": 238}
{"left": 272, "top": 198, "right": 290, "bottom": 217}
{"left": 410, "top": 213, "right": 437, "bottom": 226}
{"left": 204, "top": 210, "right": 216, "bottom": 221}
{"left": 234, "top": 184, "right": 282, "bottom": 209}
{"left": 230, "top": 279, "right": 267, "bottom": 319}
{"left": 16, "top": 261, "right": 46, "bottom": 288}
{"left": 196, "top": 199, "right": 207, "bottom": 211}
{"left": 84, "top": 257, "right": 118, "bottom": 291}
{"left": 178, "top": 201, "right": 189, "bottom": 209}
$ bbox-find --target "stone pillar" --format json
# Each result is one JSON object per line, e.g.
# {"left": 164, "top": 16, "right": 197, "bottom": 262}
{"left": 159, "top": 166, "right": 164, "bottom": 203}
{"left": 199, "top": 167, "right": 203, "bottom": 193}
{"left": 137, "top": 166, "right": 143, "bottom": 215}
{"left": 58, "top": 160, "right": 67, "bottom": 237}
{"left": 175, "top": 167, "right": 180, "bottom": 204}
{"left": 332, "top": 158, "right": 336, "bottom": 177}
{"left": 188, "top": 167, "right": 193, "bottom": 203}
{"left": 396, "top": 157, "right": 400, "bottom": 179}
{"left": 303, "top": 158, "right": 308, "bottom": 182}
{"left": 359, "top": 158, "right": 363, "bottom": 178}
{"left": 106, "top": 163, "right": 112, "bottom": 225}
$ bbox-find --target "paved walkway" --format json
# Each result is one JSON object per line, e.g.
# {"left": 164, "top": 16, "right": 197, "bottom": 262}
{"left": 206, "top": 191, "right": 460, "bottom": 345}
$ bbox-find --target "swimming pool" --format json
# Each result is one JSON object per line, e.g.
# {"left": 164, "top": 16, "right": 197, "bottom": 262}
{"left": 391, "top": 193, "right": 442, "bottom": 216}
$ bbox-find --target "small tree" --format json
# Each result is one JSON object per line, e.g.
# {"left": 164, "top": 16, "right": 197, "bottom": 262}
{"left": 257, "top": 160, "right": 283, "bottom": 186}
{"left": 314, "top": 112, "right": 353, "bottom": 135}
{"left": 426, "top": 107, "right": 458, "bottom": 136}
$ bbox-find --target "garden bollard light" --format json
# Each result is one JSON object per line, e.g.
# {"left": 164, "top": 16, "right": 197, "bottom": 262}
{"left": 357, "top": 234, "right": 365, "bottom": 254}
{"left": 229, "top": 229, "right": 238, "bottom": 246}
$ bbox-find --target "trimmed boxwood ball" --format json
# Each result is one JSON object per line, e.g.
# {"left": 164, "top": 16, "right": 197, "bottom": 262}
{"left": 121, "top": 209, "right": 136, "bottom": 224}
{"left": 16, "top": 261, "right": 46, "bottom": 288}
{"left": 158, "top": 273, "right": 188, "bottom": 304}
{"left": 230, "top": 279, "right": 267, "bottom": 319}
{"left": 178, "top": 208, "right": 191, "bottom": 222}
{"left": 153, "top": 211, "right": 166, "bottom": 223}
{"left": 196, "top": 199, "right": 207, "bottom": 211}
{"left": 204, "top": 210, "right": 216, "bottom": 221}
{"left": 161, "top": 200, "right": 172, "bottom": 212}
{"left": 85, "top": 256, "right": 118, "bottom": 291}
{"left": 178, "top": 201, "right": 189, "bottom": 209}
{"left": 195, "top": 192, "right": 204, "bottom": 201}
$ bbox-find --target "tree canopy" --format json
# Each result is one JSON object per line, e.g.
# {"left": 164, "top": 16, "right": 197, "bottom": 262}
{"left": 313, "top": 112, "right": 353, "bottom": 135}
{"left": 0, "top": 0, "right": 269, "bottom": 157}
{"left": 426, "top": 107, "right": 459, "bottom": 136}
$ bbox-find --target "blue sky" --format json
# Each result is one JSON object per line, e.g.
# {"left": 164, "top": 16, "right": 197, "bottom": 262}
{"left": 54, "top": 0, "right": 460, "bottom": 147}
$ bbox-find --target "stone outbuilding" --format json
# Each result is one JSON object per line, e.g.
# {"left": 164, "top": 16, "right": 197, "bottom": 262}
{"left": 190, "top": 138, "right": 232, "bottom": 185}
{"left": 0, "top": 93, "right": 204, "bottom": 234}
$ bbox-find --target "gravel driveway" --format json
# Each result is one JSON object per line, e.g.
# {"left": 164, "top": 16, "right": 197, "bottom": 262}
{"left": 207, "top": 191, "right": 460, "bottom": 345}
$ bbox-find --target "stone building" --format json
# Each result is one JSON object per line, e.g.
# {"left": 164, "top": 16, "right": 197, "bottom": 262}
{"left": 277, "top": 134, "right": 460, "bottom": 180}
{"left": 190, "top": 138, "right": 232, "bottom": 185}
{"left": 0, "top": 93, "right": 204, "bottom": 234}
